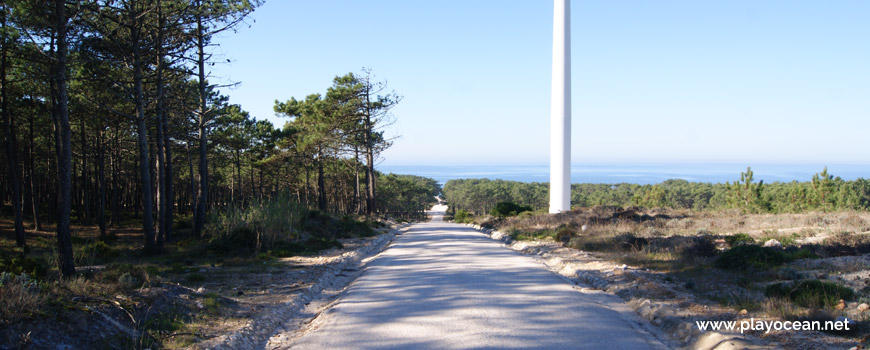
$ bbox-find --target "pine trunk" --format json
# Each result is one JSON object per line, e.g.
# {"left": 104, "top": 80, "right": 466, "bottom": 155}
{"left": 54, "top": 0, "right": 75, "bottom": 277}
{"left": 132, "top": 23, "right": 156, "bottom": 251}
{"left": 1, "top": 10, "right": 24, "bottom": 247}
{"left": 193, "top": 11, "right": 209, "bottom": 237}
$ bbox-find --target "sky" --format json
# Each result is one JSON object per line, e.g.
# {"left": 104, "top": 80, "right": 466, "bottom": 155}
{"left": 210, "top": 0, "right": 870, "bottom": 167}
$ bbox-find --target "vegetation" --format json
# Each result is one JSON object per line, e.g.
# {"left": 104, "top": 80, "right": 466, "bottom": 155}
{"left": 443, "top": 167, "right": 870, "bottom": 216}
{"left": 489, "top": 201, "right": 532, "bottom": 218}
{"left": 713, "top": 245, "right": 815, "bottom": 270}
{"left": 489, "top": 205, "right": 868, "bottom": 345}
{"left": 0, "top": 2, "right": 440, "bottom": 347}
{"left": 764, "top": 280, "right": 855, "bottom": 308}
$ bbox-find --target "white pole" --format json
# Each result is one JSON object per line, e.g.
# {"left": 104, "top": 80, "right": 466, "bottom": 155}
{"left": 549, "top": 0, "right": 571, "bottom": 214}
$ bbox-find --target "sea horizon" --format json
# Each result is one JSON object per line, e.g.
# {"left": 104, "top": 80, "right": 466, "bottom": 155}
{"left": 378, "top": 163, "right": 870, "bottom": 186}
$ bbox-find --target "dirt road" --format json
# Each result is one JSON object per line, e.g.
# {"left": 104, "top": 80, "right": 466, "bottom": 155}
{"left": 277, "top": 206, "right": 670, "bottom": 349}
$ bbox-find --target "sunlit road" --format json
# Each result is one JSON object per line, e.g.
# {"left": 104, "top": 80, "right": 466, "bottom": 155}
{"left": 282, "top": 205, "right": 669, "bottom": 349}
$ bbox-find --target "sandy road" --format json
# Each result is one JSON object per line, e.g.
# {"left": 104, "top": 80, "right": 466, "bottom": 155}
{"left": 280, "top": 205, "right": 669, "bottom": 349}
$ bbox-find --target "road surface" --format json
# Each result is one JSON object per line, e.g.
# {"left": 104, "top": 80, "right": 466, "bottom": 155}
{"left": 283, "top": 205, "right": 669, "bottom": 349}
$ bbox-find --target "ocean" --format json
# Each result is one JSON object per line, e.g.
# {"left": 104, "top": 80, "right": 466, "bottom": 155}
{"left": 377, "top": 164, "right": 870, "bottom": 185}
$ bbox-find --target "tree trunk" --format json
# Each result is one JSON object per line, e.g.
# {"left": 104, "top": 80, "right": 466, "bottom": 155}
{"left": 79, "top": 120, "right": 90, "bottom": 225}
{"left": 110, "top": 131, "right": 120, "bottom": 226}
{"left": 0, "top": 10, "right": 24, "bottom": 247}
{"left": 363, "top": 91, "right": 376, "bottom": 215}
{"left": 193, "top": 9, "right": 209, "bottom": 237}
{"left": 317, "top": 153, "right": 326, "bottom": 212}
{"left": 132, "top": 20, "right": 156, "bottom": 251}
{"left": 154, "top": 15, "right": 167, "bottom": 246}
{"left": 162, "top": 111, "right": 173, "bottom": 243}
{"left": 187, "top": 140, "right": 197, "bottom": 219}
{"left": 353, "top": 146, "right": 360, "bottom": 214}
{"left": 249, "top": 155, "right": 255, "bottom": 201}
{"left": 54, "top": 0, "right": 75, "bottom": 277}
{"left": 97, "top": 131, "right": 106, "bottom": 238}
{"left": 27, "top": 96, "right": 41, "bottom": 231}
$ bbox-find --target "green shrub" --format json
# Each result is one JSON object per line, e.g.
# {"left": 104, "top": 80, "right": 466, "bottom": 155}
{"left": 270, "top": 237, "right": 343, "bottom": 257}
{"left": 0, "top": 273, "right": 43, "bottom": 324}
{"left": 680, "top": 235, "right": 719, "bottom": 258}
{"left": 715, "top": 245, "right": 816, "bottom": 270}
{"left": 0, "top": 255, "right": 48, "bottom": 279}
{"left": 765, "top": 280, "right": 854, "bottom": 308}
{"left": 338, "top": 216, "right": 376, "bottom": 238}
{"left": 302, "top": 237, "right": 343, "bottom": 252}
{"left": 208, "top": 226, "right": 257, "bottom": 255}
{"left": 489, "top": 202, "right": 532, "bottom": 218}
{"left": 207, "top": 196, "right": 307, "bottom": 254}
{"left": 118, "top": 272, "right": 141, "bottom": 289}
{"left": 615, "top": 233, "right": 649, "bottom": 252}
{"left": 715, "top": 245, "right": 788, "bottom": 270}
{"left": 143, "top": 312, "right": 186, "bottom": 334}
{"left": 186, "top": 273, "right": 206, "bottom": 283}
{"left": 726, "top": 233, "right": 755, "bottom": 247}
{"left": 555, "top": 227, "right": 574, "bottom": 245}
{"left": 77, "top": 241, "right": 116, "bottom": 265}
{"left": 454, "top": 209, "right": 472, "bottom": 223}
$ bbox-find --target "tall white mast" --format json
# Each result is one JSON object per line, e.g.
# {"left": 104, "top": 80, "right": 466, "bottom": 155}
{"left": 549, "top": 0, "right": 571, "bottom": 213}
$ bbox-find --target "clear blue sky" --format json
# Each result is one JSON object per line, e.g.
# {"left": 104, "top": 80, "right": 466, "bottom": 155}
{"left": 211, "top": 0, "right": 870, "bottom": 167}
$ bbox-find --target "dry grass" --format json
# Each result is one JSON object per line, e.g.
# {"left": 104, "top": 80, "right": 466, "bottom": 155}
{"left": 0, "top": 274, "right": 44, "bottom": 324}
{"left": 498, "top": 206, "right": 870, "bottom": 330}
{"left": 501, "top": 207, "right": 870, "bottom": 252}
{"left": 763, "top": 297, "right": 802, "bottom": 320}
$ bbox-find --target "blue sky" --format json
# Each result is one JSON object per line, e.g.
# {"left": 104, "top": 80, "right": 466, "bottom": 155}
{"left": 211, "top": 1, "right": 870, "bottom": 167}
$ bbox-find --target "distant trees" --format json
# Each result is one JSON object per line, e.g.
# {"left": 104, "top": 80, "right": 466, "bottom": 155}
{"left": 443, "top": 168, "right": 870, "bottom": 215}
{"left": 377, "top": 174, "right": 440, "bottom": 217}
{"left": 274, "top": 71, "right": 400, "bottom": 215}
{"left": 726, "top": 167, "right": 767, "bottom": 212}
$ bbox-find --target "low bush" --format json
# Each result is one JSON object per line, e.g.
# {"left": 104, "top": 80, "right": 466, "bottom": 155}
{"left": 454, "top": 209, "right": 472, "bottom": 223}
{"left": 0, "top": 272, "right": 43, "bottom": 324}
{"left": 0, "top": 255, "right": 49, "bottom": 279}
{"left": 726, "top": 233, "right": 755, "bottom": 247}
{"left": 76, "top": 241, "right": 117, "bottom": 265}
{"left": 715, "top": 245, "right": 786, "bottom": 270}
{"left": 555, "top": 227, "right": 574, "bottom": 245}
{"left": 338, "top": 216, "right": 376, "bottom": 238}
{"left": 207, "top": 196, "right": 307, "bottom": 254}
{"left": 714, "top": 245, "right": 815, "bottom": 270}
{"left": 680, "top": 235, "right": 719, "bottom": 259}
{"left": 764, "top": 280, "right": 855, "bottom": 308}
{"left": 490, "top": 202, "right": 532, "bottom": 218}
{"left": 615, "top": 233, "right": 649, "bottom": 252}
{"left": 269, "top": 237, "right": 343, "bottom": 257}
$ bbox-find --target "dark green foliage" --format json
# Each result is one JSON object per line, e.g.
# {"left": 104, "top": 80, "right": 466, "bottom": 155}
{"left": 615, "top": 233, "right": 649, "bottom": 252}
{"left": 765, "top": 280, "right": 855, "bottom": 308}
{"left": 715, "top": 245, "right": 817, "bottom": 270}
{"left": 0, "top": 255, "right": 48, "bottom": 279}
{"left": 454, "top": 209, "right": 472, "bottom": 223}
{"left": 442, "top": 168, "right": 870, "bottom": 214}
{"left": 269, "top": 238, "right": 343, "bottom": 257}
{"left": 79, "top": 241, "right": 116, "bottom": 263}
{"left": 377, "top": 174, "right": 441, "bottom": 219}
{"left": 489, "top": 202, "right": 532, "bottom": 217}
{"left": 186, "top": 273, "right": 206, "bottom": 282}
{"left": 338, "top": 216, "right": 376, "bottom": 238}
{"left": 555, "top": 227, "right": 574, "bottom": 245}
{"left": 208, "top": 204, "right": 371, "bottom": 257}
{"left": 725, "top": 233, "right": 755, "bottom": 247}
{"left": 715, "top": 245, "right": 789, "bottom": 270}
{"left": 680, "top": 235, "right": 719, "bottom": 258}
{"left": 208, "top": 226, "right": 257, "bottom": 255}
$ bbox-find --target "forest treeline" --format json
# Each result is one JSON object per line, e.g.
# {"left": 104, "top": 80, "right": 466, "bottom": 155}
{"left": 0, "top": 1, "right": 438, "bottom": 277}
{"left": 443, "top": 167, "right": 870, "bottom": 215}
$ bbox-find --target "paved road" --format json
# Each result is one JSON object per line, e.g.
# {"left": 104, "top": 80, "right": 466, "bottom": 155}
{"left": 285, "top": 206, "right": 669, "bottom": 349}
